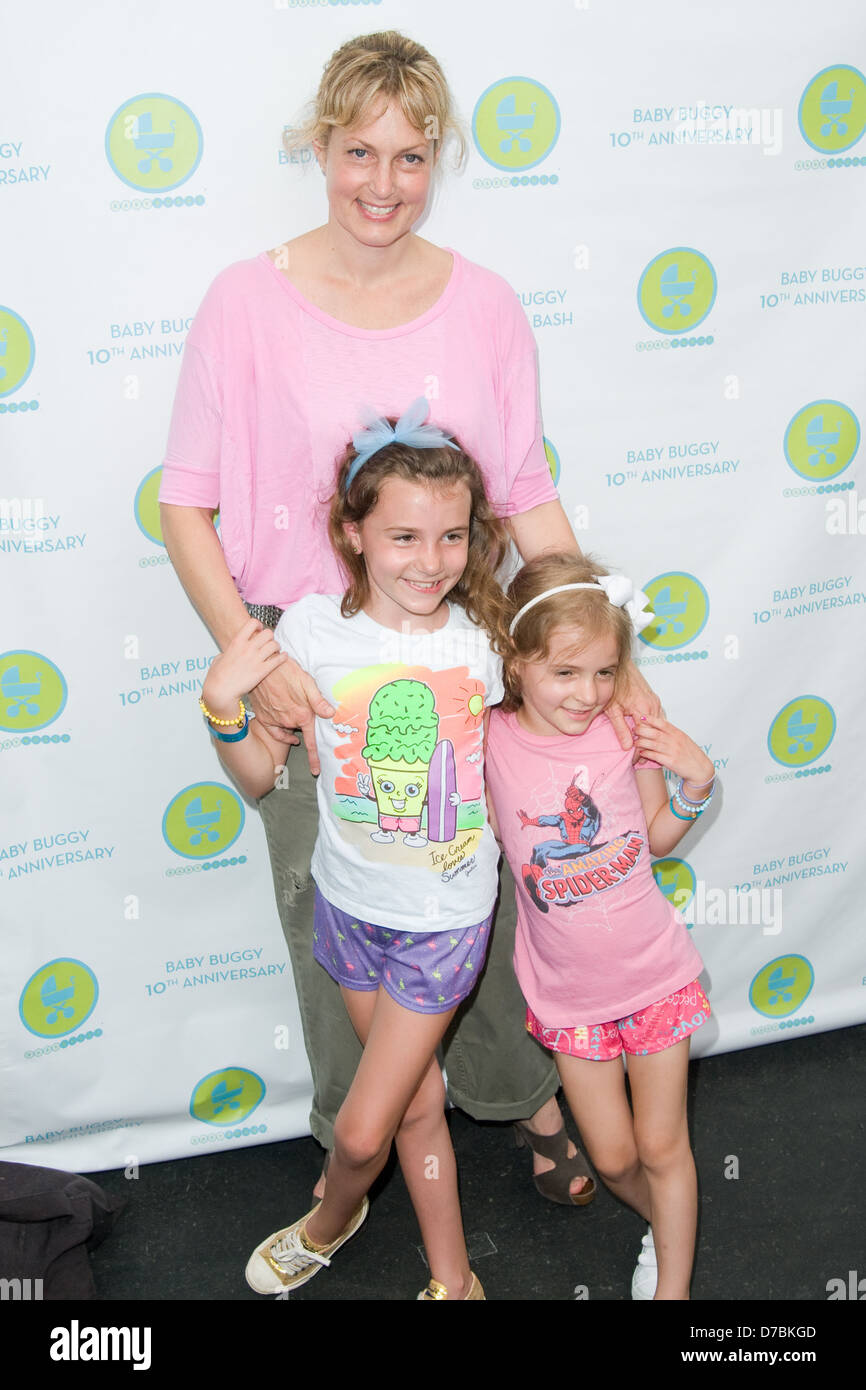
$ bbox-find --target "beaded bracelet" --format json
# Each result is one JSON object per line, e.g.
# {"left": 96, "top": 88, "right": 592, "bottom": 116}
{"left": 670, "top": 776, "right": 715, "bottom": 820}
{"left": 199, "top": 696, "right": 246, "bottom": 728}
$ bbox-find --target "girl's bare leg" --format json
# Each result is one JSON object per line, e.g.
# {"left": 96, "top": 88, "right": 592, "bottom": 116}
{"left": 305, "top": 987, "right": 471, "bottom": 1297}
{"left": 554, "top": 1052, "right": 652, "bottom": 1220}
{"left": 626, "top": 1039, "right": 695, "bottom": 1300}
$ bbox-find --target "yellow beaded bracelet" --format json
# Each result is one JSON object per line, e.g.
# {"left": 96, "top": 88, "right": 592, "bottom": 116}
{"left": 198, "top": 697, "right": 246, "bottom": 728}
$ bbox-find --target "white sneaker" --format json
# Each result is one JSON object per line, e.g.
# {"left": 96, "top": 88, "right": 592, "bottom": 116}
{"left": 245, "top": 1198, "right": 368, "bottom": 1295}
{"left": 630, "top": 1227, "right": 657, "bottom": 1300}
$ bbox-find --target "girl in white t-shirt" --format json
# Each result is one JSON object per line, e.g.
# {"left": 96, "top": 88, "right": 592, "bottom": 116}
{"left": 485, "top": 552, "right": 717, "bottom": 1301}
{"left": 199, "top": 401, "right": 507, "bottom": 1300}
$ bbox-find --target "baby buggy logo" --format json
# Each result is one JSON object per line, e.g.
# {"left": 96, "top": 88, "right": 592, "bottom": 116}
{"left": 784, "top": 401, "right": 859, "bottom": 482}
{"left": 0, "top": 651, "right": 67, "bottom": 732}
{"left": 105, "top": 94, "right": 203, "bottom": 192}
{"left": 190, "top": 1068, "right": 265, "bottom": 1127}
{"left": 19, "top": 959, "right": 99, "bottom": 1038}
{"left": 134, "top": 466, "right": 165, "bottom": 546}
{"left": 473, "top": 78, "right": 560, "bottom": 172}
{"left": 544, "top": 437, "right": 560, "bottom": 485}
{"left": 651, "top": 857, "right": 696, "bottom": 914}
{"left": 637, "top": 249, "right": 717, "bottom": 340}
{"left": 768, "top": 696, "right": 835, "bottom": 769}
{"left": 798, "top": 66, "right": 866, "bottom": 154}
{"left": 0, "top": 307, "right": 35, "bottom": 401}
{"left": 749, "top": 954, "right": 814, "bottom": 1019}
{"left": 163, "top": 782, "right": 245, "bottom": 859}
{"left": 638, "top": 573, "right": 709, "bottom": 653}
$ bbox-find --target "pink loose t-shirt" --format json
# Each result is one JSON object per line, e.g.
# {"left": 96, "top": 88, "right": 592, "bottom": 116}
{"left": 159, "top": 251, "right": 557, "bottom": 605}
{"left": 485, "top": 708, "right": 704, "bottom": 1027}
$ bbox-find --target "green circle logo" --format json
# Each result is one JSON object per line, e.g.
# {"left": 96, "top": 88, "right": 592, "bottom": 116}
{"left": 190, "top": 1067, "right": 265, "bottom": 1126}
{"left": 784, "top": 400, "right": 859, "bottom": 481}
{"left": 637, "top": 248, "right": 717, "bottom": 334}
{"left": 768, "top": 696, "right": 835, "bottom": 767}
{"left": 749, "top": 955, "right": 814, "bottom": 1018}
{"left": 543, "top": 436, "right": 560, "bottom": 485}
{"left": 162, "top": 781, "right": 244, "bottom": 859}
{"left": 134, "top": 466, "right": 165, "bottom": 545}
{"left": 105, "top": 94, "right": 203, "bottom": 192}
{"left": 651, "top": 857, "right": 696, "bottom": 914}
{"left": 0, "top": 307, "right": 35, "bottom": 399}
{"left": 19, "top": 958, "right": 98, "bottom": 1038}
{"left": 472, "top": 78, "right": 560, "bottom": 172}
{"left": 639, "top": 573, "right": 709, "bottom": 649}
{"left": 798, "top": 65, "right": 866, "bottom": 154}
{"left": 0, "top": 650, "right": 67, "bottom": 731}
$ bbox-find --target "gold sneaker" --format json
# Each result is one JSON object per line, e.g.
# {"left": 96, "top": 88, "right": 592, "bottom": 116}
{"left": 417, "top": 1271, "right": 485, "bottom": 1300}
{"left": 245, "top": 1198, "right": 368, "bottom": 1296}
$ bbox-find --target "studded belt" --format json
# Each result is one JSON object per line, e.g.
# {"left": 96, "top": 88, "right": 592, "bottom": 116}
{"left": 244, "top": 602, "right": 284, "bottom": 630}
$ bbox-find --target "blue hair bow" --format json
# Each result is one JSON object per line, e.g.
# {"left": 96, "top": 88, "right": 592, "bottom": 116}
{"left": 345, "top": 397, "right": 459, "bottom": 490}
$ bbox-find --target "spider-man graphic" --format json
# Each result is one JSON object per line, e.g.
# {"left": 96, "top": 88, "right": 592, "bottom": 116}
{"left": 518, "top": 780, "right": 604, "bottom": 914}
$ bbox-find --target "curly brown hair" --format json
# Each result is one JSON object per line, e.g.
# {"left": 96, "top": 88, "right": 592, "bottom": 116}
{"left": 499, "top": 553, "right": 635, "bottom": 711}
{"left": 327, "top": 428, "right": 510, "bottom": 643}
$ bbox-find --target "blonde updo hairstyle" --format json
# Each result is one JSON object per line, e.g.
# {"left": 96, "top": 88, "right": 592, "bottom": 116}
{"left": 501, "top": 553, "right": 635, "bottom": 712}
{"left": 285, "top": 30, "right": 466, "bottom": 166}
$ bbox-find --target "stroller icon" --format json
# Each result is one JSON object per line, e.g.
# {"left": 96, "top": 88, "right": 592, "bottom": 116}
{"left": 651, "top": 585, "right": 687, "bottom": 636}
{"left": 134, "top": 111, "right": 176, "bottom": 174}
{"left": 805, "top": 414, "right": 842, "bottom": 467}
{"left": 660, "top": 263, "right": 698, "bottom": 319}
{"left": 766, "top": 964, "right": 796, "bottom": 1006}
{"left": 185, "top": 795, "right": 222, "bottom": 845}
{"left": 820, "top": 80, "right": 854, "bottom": 136}
{"left": 210, "top": 1079, "right": 243, "bottom": 1116}
{"left": 2, "top": 665, "right": 41, "bottom": 717}
{"left": 0, "top": 326, "right": 7, "bottom": 381}
{"left": 786, "top": 707, "right": 816, "bottom": 755}
{"left": 42, "top": 973, "right": 75, "bottom": 1025}
{"left": 496, "top": 92, "right": 537, "bottom": 154}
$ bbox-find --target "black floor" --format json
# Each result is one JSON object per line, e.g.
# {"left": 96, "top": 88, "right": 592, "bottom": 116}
{"left": 85, "top": 1022, "right": 865, "bottom": 1304}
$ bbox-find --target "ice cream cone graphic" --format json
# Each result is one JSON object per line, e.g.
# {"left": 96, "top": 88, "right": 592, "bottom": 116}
{"left": 362, "top": 680, "right": 439, "bottom": 847}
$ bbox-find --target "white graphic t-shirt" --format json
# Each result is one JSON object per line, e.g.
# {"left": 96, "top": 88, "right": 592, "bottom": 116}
{"left": 275, "top": 595, "right": 504, "bottom": 932}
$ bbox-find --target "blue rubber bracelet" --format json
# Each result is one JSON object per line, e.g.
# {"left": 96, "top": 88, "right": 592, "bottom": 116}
{"left": 207, "top": 716, "right": 249, "bottom": 743}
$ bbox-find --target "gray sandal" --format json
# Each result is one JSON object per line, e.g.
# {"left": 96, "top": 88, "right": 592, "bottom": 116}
{"left": 514, "top": 1121, "right": 596, "bottom": 1206}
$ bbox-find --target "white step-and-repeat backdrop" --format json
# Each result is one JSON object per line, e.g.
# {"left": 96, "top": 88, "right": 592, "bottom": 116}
{"left": 3, "top": 0, "right": 864, "bottom": 1172}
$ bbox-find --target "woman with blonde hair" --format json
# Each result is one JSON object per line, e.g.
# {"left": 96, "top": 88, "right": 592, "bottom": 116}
{"left": 160, "top": 29, "right": 654, "bottom": 1289}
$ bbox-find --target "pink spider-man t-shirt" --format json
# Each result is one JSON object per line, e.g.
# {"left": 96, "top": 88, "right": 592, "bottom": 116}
{"left": 486, "top": 708, "right": 704, "bottom": 1027}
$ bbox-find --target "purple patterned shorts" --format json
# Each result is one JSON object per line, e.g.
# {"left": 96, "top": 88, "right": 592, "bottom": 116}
{"left": 313, "top": 888, "right": 493, "bottom": 1014}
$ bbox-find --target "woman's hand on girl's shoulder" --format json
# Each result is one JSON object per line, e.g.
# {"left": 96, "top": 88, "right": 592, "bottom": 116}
{"left": 203, "top": 619, "right": 288, "bottom": 720}
{"left": 632, "top": 715, "right": 715, "bottom": 786}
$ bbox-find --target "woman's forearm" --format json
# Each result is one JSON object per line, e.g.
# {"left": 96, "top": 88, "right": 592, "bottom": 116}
{"left": 160, "top": 503, "right": 249, "bottom": 651}
{"left": 507, "top": 499, "right": 583, "bottom": 562}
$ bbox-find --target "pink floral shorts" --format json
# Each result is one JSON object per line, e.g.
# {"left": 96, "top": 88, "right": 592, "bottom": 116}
{"left": 526, "top": 979, "right": 711, "bottom": 1060}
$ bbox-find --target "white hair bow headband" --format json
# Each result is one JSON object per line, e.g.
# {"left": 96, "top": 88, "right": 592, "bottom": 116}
{"left": 345, "top": 397, "right": 459, "bottom": 490}
{"left": 508, "top": 576, "right": 655, "bottom": 637}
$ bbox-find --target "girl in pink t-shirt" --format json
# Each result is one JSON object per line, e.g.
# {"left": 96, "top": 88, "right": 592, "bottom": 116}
{"left": 485, "top": 553, "right": 717, "bottom": 1302}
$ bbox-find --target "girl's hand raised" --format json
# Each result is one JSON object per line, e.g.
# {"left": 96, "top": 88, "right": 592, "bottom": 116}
{"left": 632, "top": 714, "right": 715, "bottom": 791}
{"left": 202, "top": 620, "right": 289, "bottom": 720}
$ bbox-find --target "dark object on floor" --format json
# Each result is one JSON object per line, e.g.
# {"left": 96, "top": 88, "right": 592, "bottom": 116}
{"left": 0, "top": 1160, "right": 126, "bottom": 1299}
